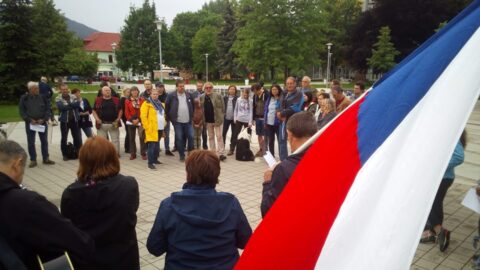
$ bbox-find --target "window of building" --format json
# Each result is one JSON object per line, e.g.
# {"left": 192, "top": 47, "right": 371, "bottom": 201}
{"left": 108, "top": 55, "right": 113, "bottom": 63}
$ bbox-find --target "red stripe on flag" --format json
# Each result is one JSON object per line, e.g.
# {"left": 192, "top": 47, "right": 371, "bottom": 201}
{"left": 235, "top": 98, "right": 364, "bottom": 270}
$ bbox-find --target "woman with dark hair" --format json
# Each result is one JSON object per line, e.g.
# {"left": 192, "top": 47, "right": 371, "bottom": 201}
{"left": 420, "top": 130, "right": 466, "bottom": 252}
{"left": 61, "top": 136, "right": 140, "bottom": 270}
{"left": 303, "top": 92, "right": 316, "bottom": 114}
{"left": 263, "top": 84, "right": 283, "bottom": 158}
{"left": 147, "top": 150, "right": 252, "bottom": 269}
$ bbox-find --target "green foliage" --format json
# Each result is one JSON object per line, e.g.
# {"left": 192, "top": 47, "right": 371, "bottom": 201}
{"left": 31, "top": 0, "right": 72, "bottom": 77}
{"left": 367, "top": 26, "right": 400, "bottom": 74}
{"left": 348, "top": 0, "right": 469, "bottom": 70}
{"left": 116, "top": 0, "right": 159, "bottom": 77}
{"left": 216, "top": 1, "right": 238, "bottom": 77}
{"left": 191, "top": 26, "right": 219, "bottom": 78}
{"left": 232, "top": 0, "right": 325, "bottom": 80}
{"left": 62, "top": 38, "right": 98, "bottom": 77}
{"left": 0, "top": 0, "right": 36, "bottom": 101}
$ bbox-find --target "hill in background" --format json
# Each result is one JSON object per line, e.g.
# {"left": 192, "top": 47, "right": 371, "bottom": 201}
{"left": 65, "top": 17, "right": 98, "bottom": 39}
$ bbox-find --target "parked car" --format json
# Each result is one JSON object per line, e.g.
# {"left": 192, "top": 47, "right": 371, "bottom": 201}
{"left": 67, "top": 75, "right": 80, "bottom": 81}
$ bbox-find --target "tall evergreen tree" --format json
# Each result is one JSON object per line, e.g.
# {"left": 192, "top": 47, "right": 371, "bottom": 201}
{"left": 0, "top": 0, "right": 36, "bottom": 101}
{"left": 31, "top": 0, "right": 72, "bottom": 78}
{"left": 216, "top": 0, "right": 237, "bottom": 78}
{"left": 116, "top": 0, "right": 158, "bottom": 78}
{"left": 367, "top": 26, "right": 400, "bottom": 74}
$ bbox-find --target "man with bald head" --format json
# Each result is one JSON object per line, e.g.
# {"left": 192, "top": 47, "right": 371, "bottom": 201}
{"left": 93, "top": 86, "right": 123, "bottom": 154}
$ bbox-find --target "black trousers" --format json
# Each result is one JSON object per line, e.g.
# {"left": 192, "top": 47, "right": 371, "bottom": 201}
{"left": 222, "top": 119, "right": 235, "bottom": 150}
{"left": 265, "top": 124, "right": 280, "bottom": 157}
{"left": 426, "top": 179, "right": 453, "bottom": 230}
{"left": 60, "top": 121, "right": 82, "bottom": 157}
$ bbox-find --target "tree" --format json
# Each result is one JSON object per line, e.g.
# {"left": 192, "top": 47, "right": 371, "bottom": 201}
{"left": 367, "top": 26, "right": 399, "bottom": 74}
{"left": 31, "top": 0, "right": 72, "bottom": 78}
{"left": 232, "top": 0, "right": 325, "bottom": 80}
{"left": 216, "top": 0, "right": 238, "bottom": 78}
{"left": 191, "top": 26, "right": 219, "bottom": 79}
{"left": 348, "top": 0, "right": 469, "bottom": 70}
{"left": 116, "top": 0, "right": 158, "bottom": 78}
{"left": 62, "top": 38, "right": 98, "bottom": 77}
{"left": 0, "top": 0, "right": 36, "bottom": 101}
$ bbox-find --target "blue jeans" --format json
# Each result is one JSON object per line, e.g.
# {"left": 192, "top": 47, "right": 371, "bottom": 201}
{"left": 147, "top": 130, "right": 163, "bottom": 165}
{"left": 173, "top": 122, "right": 194, "bottom": 158}
{"left": 25, "top": 122, "right": 49, "bottom": 161}
{"left": 278, "top": 122, "right": 288, "bottom": 161}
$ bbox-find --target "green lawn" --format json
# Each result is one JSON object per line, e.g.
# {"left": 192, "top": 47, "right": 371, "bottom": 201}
{"left": 0, "top": 105, "right": 21, "bottom": 123}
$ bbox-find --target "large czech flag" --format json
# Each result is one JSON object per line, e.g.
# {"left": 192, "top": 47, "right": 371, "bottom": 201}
{"left": 235, "top": 1, "right": 480, "bottom": 269}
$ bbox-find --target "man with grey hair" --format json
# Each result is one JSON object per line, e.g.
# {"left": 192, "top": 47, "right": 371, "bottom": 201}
{"left": 19, "top": 81, "right": 55, "bottom": 168}
{"left": 93, "top": 86, "right": 122, "bottom": 154}
{"left": 0, "top": 140, "right": 94, "bottom": 269}
{"left": 300, "top": 76, "right": 315, "bottom": 94}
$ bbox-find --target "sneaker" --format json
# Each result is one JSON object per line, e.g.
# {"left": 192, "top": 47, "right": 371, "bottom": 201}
{"left": 148, "top": 164, "right": 157, "bottom": 170}
{"left": 419, "top": 229, "right": 436, "bottom": 244}
{"left": 179, "top": 156, "right": 185, "bottom": 161}
{"left": 63, "top": 156, "right": 69, "bottom": 161}
{"left": 29, "top": 161, "right": 37, "bottom": 168}
{"left": 141, "top": 155, "right": 147, "bottom": 160}
{"left": 42, "top": 159, "right": 55, "bottom": 165}
{"left": 220, "top": 155, "right": 227, "bottom": 161}
{"left": 130, "top": 154, "right": 137, "bottom": 160}
{"left": 227, "top": 150, "right": 234, "bottom": 156}
{"left": 153, "top": 160, "right": 162, "bottom": 165}
{"left": 165, "top": 150, "right": 174, "bottom": 156}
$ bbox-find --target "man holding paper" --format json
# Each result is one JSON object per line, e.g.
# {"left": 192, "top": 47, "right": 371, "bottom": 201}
{"left": 260, "top": 112, "right": 317, "bottom": 218}
{"left": 19, "top": 81, "right": 55, "bottom": 168}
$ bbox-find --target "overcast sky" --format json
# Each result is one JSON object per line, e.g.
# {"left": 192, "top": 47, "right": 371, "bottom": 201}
{"left": 53, "top": 0, "right": 208, "bottom": 32}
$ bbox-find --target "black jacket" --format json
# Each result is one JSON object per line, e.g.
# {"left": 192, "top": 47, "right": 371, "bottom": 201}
{"left": 261, "top": 151, "right": 305, "bottom": 217}
{"left": 0, "top": 172, "right": 94, "bottom": 270}
{"left": 165, "top": 91, "right": 194, "bottom": 124}
{"left": 61, "top": 174, "right": 140, "bottom": 270}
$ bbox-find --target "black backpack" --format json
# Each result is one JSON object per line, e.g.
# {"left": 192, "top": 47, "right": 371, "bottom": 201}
{"left": 65, "top": 142, "right": 78, "bottom": 160}
{"left": 236, "top": 138, "right": 254, "bottom": 161}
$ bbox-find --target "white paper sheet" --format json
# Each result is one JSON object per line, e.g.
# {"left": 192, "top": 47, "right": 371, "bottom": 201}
{"left": 30, "top": 124, "right": 46, "bottom": 133}
{"left": 263, "top": 151, "right": 277, "bottom": 168}
{"left": 461, "top": 187, "right": 480, "bottom": 214}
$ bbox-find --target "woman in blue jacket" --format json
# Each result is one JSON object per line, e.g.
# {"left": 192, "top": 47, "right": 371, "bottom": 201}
{"left": 420, "top": 131, "right": 466, "bottom": 252}
{"left": 263, "top": 84, "right": 283, "bottom": 158}
{"left": 147, "top": 150, "right": 252, "bottom": 270}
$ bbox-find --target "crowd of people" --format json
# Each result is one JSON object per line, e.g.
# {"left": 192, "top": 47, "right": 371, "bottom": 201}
{"left": 18, "top": 76, "right": 366, "bottom": 170}
{"left": 3, "top": 75, "right": 465, "bottom": 268}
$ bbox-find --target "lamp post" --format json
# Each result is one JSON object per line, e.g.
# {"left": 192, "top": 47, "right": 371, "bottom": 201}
{"left": 111, "top": 42, "right": 117, "bottom": 81}
{"left": 155, "top": 19, "right": 164, "bottom": 83}
{"left": 326, "top": 42, "right": 333, "bottom": 87}
{"left": 204, "top": 53, "right": 209, "bottom": 82}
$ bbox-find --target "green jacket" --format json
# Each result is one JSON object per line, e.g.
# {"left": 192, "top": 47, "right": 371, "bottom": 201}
{"left": 200, "top": 92, "right": 225, "bottom": 126}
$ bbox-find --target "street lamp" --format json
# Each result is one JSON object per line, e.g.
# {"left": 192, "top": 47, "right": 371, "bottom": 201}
{"left": 155, "top": 19, "right": 164, "bottom": 83}
{"left": 204, "top": 53, "right": 209, "bottom": 82}
{"left": 111, "top": 42, "right": 117, "bottom": 81}
{"left": 326, "top": 42, "right": 333, "bottom": 87}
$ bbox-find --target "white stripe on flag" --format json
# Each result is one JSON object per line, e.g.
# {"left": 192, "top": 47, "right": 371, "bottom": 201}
{"left": 315, "top": 28, "right": 480, "bottom": 270}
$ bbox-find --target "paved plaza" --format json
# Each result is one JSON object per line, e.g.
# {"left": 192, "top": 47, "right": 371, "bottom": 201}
{"left": 3, "top": 101, "right": 480, "bottom": 269}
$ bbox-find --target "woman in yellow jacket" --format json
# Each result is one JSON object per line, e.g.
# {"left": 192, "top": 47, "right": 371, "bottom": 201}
{"left": 140, "top": 89, "right": 165, "bottom": 170}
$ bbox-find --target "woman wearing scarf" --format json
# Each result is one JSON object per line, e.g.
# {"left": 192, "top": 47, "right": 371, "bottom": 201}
{"left": 140, "top": 88, "right": 165, "bottom": 170}
{"left": 125, "top": 86, "right": 146, "bottom": 160}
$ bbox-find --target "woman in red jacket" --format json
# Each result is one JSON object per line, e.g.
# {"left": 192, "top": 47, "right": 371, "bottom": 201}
{"left": 124, "top": 86, "right": 146, "bottom": 160}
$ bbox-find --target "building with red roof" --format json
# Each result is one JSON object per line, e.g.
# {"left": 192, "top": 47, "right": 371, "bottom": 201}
{"left": 84, "top": 32, "right": 122, "bottom": 79}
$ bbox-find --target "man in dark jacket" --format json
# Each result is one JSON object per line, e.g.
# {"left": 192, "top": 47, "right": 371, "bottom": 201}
{"left": 261, "top": 112, "right": 317, "bottom": 218}
{"left": 56, "top": 83, "right": 82, "bottom": 161}
{"left": 276, "top": 77, "right": 304, "bottom": 161}
{"left": 38, "top": 76, "right": 56, "bottom": 125}
{"left": 165, "top": 80, "right": 194, "bottom": 161}
{"left": 19, "top": 81, "right": 55, "bottom": 168}
{"left": 0, "top": 140, "right": 94, "bottom": 270}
